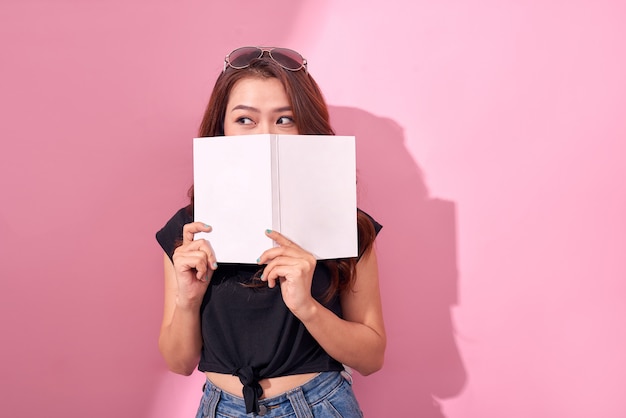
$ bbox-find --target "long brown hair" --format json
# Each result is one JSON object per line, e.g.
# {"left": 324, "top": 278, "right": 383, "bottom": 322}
{"left": 188, "top": 56, "right": 375, "bottom": 300}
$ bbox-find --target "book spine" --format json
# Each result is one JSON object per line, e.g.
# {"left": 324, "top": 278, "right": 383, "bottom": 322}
{"left": 270, "top": 135, "right": 281, "bottom": 237}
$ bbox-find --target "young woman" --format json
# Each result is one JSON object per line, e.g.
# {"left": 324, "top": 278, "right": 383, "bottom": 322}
{"left": 156, "top": 47, "right": 385, "bottom": 417}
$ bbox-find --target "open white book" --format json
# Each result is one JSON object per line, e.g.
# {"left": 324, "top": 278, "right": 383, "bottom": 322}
{"left": 193, "top": 134, "right": 357, "bottom": 263}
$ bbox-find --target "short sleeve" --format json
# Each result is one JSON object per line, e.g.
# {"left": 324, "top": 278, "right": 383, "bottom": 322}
{"left": 155, "top": 206, "right": 193, "bottom": 261}
{"left": 358, "top": 208, "right": 382, "bottom": 235}
{"left": 356, "top": 208, "right": 382, "bottom": 260}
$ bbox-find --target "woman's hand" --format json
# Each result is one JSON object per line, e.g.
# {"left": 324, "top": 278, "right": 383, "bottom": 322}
{"left": 258, "top": 230, "right": 386, "bottom": 375}
{"left": 258, "top": 230, "right": 317, "bottom": 317}
{"left": 171, "top": 222, "right": 218, "bottom": 308}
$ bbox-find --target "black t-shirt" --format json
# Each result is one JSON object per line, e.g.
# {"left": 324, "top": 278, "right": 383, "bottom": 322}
{"left": 156, "top": 206, "right": 382, "bottom": 413}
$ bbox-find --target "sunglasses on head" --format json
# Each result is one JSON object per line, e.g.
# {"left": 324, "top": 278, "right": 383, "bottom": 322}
{"left": 223, "top": 46, "right": 307, "bottom": 73}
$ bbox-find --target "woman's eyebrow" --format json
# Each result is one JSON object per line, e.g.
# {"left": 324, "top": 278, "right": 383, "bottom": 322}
{"left": 230, "top": 105, "right": 293, "bottom": 113}
{"left": 231, "top": 104, "right": 260, "bottom": 112}
{"left": 272, "top": 106, "right": 293, "bottom": 112}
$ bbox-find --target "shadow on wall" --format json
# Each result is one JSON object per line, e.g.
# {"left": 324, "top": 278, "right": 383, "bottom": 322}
{"left": 330, "top": 106, "right": 467, "bottom": 417}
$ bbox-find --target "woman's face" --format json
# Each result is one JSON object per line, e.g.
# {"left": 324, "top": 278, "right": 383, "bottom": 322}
{"left": 223, "top": 77, "right": 299, "bottom": 136}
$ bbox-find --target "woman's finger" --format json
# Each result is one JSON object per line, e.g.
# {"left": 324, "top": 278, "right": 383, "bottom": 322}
{"left": 182, "top": 222, "right": 212, "bottom": 244}
{"left": 264, "top": 229, "right": 299, "bottom": 248}
{"left": 174, "top": 239, "right": 218, "bottom": 280}
{"left": 261, "top": 256, "right": 292, "bottom": 288}
{"left": 202, "top": 239, "right": 219, "bottom": 272}
{"left": 258, "top": 246, "right": 295, "bottom": 264}
{"left": 259, "top": 229, "right": 318, "bottom": 263}
{"left": 263, "top": 258, "right": 314, "bottom": 286}
{"left": 174, "top": 248, "right": 207, "bottom": 267}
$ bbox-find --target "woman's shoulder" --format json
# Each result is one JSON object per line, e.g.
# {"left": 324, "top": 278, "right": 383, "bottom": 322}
{"left": 357, "top": 208, "right": 383, "bottom": 235}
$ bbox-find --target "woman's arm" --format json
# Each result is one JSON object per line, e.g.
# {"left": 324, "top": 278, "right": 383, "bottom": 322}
{"left": 158, "top": 223, "right": 217, "bottom": 375}
{"left": 259, "top": 231, "right": 386, "bottom": 375}
{"left": 303, "top": 247, "right": 386, "bottom": 375}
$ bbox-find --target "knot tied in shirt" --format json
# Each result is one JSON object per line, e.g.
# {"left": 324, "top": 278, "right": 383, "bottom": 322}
{"left": 235, "top": 366, "right": 263, "bottom": 414}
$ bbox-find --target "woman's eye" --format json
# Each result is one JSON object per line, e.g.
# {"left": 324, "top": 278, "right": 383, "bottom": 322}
{"left": 236, "top": 117, "right": 254, "bottom": 125}
{"left": 277, "top": 116, "right": 295, "bottom": 125}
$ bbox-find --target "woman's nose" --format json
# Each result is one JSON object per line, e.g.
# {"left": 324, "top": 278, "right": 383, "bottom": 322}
{"left": 258, "top": 121, "right": 279, "bottom": 135}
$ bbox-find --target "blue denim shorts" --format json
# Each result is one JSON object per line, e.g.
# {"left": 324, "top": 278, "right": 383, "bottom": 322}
{"left": 195, "top": 371, "right": 363, "bottom": 417}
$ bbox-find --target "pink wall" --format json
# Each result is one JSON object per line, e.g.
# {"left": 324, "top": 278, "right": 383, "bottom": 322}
{"left": 1, "top": 1, "right": 625, "bottom": 417}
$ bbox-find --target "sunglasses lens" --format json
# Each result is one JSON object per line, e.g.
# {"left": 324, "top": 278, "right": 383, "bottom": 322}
{"left": 228, "top": 47, "right": 263, "bottom": 68}
{"left": 269, "top": 48, "right": 305, "bottom": 70}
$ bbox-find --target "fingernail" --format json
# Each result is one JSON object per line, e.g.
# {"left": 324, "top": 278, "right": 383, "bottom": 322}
{"left": 265, "top": 229, "right": 272, "bottom": 234}
{"left": 204, "top": 223, "right": 211, "bottom": 228}
{"left": 256, "top": 257, "right": 261, "bottom": 264}
{"left": 260, "top": 274, "right": 264, "bottom": 280}
{"left": 205, "top": 274, "right": 209, "bottom": 281}
{"left": 212, "top": 262, "right": 218, "bottom": 269}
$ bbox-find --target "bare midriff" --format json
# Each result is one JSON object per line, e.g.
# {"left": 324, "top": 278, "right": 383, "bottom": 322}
{"left": 205, "top": 372, "right": 319, "bottom": 399}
